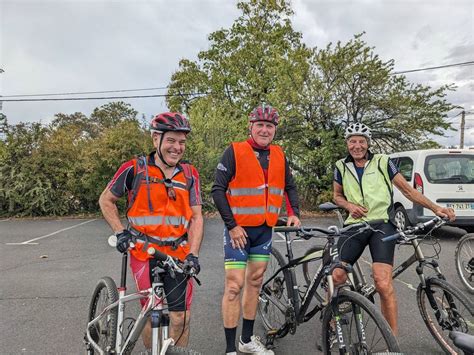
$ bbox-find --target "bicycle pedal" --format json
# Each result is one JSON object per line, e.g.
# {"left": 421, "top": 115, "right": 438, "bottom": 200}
{"left": 265, "top": 329, "right": 278, "bottom": 349}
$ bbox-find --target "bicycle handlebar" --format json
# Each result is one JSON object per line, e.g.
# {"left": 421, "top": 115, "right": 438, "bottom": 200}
{"left": 381, "top": 216, "right": 445, "bottom": 243}
{"left": 107, "top": 235, "right": 197, "bottom": 278}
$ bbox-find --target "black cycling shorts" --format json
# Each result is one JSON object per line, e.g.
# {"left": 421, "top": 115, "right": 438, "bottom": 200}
{"left": 336, "top": 221, "right": 398, "bottom": 266}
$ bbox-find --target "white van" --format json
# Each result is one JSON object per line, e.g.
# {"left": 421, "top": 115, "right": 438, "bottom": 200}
{"left": 389, "top": 149, "right": 474, "bottom": 231}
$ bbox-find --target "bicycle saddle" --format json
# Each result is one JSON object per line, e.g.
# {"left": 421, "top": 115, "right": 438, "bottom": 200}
{"left": 319, "top": 202, "right": 340, "bottom": 212}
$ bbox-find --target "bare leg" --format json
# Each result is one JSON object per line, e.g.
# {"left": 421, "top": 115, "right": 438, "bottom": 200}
{"left": 242, "top": 261, "right": 267, "bottom": 320}
{"left": 222, "top": 268, "right": 246, "bottom": 328}
{"left": 373, "top": 262, "right": 398, "bottom": 335}
{"left": 169, "top": 311, "right": 191, "bottom": 347}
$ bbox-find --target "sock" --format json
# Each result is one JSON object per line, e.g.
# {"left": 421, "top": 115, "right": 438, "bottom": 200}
{"left": 241, "top": 318, "right": 255, "bottom": 343}
{"left": 224, "top": 327, "right": 237, "bottom": 353}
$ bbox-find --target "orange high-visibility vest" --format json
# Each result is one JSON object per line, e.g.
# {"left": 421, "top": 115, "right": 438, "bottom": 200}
{"left": 127, "top": 157, "right": 193, "bottom": 261}
{"left": 226, "top": 141, "right": 285, "bottom": 227}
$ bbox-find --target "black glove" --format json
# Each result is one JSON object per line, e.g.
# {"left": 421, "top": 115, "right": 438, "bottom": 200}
{"left": 116, "top": 230, "right": 133, "bottom": 253}
{"left": 184, "top": 253, "right": 200, "bottom": 275}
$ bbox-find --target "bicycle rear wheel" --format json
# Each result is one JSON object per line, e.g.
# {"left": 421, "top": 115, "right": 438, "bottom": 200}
{"left": 257, "top": 247, "right": 292, "bottom": 336}
{"left": 301, "top": 245, "right": 326, "bottom": 303}
{"left": 417, "top": 276, "right": 474, "bottom": 354}
{"left": 87, "top": 276, "right": 119, "bottom": 354}
{"left": 455, "top": 233, "right": 474, "bottom": 294}
{"left": 321, "top": 289, "right": 400, "bottom": 354}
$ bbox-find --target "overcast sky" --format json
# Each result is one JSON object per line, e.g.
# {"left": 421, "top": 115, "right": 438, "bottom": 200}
{"left": 1, "top": 0, "right": 473, "bottom": 146}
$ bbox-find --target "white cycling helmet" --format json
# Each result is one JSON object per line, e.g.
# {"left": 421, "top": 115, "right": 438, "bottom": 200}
{"left": 345, "top": 122, "right": 372, "bottom": 143}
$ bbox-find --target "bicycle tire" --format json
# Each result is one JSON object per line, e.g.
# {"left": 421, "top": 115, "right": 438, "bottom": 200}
{"left": 166, "top": 345, "right": 201, "bottom": 354}
{"left": 87, "top": 276, "right": 119, "bottom": 354}
{"left": 417, "top": 276, "right": 474, "bottom": 354}
{"left": 301, "top": 245, "right": 326, "bottom": 303}
{"left": 257, "top": 247, "right": 292, "bottom": 336}
{"left": 455, "top": 233, "right": 474, "bottom": 294}
{"left": 321, "top": 288, "right": 400, "bottom": 354}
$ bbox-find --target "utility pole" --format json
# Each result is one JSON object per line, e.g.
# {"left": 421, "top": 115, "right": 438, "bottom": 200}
{"left": 460, "top": 110, "right": 465, "bottom": 148}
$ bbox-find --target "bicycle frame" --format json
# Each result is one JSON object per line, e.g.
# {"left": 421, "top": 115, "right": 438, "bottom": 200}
{"left": 86, "top": 252, "right": 174, "bottom": 355}
{"left": 262, "top": 231, "right": 358, "bottom": 326}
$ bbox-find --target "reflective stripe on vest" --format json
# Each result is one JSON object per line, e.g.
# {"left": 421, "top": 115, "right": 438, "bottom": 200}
{"left": 228, "top": 186, "right": 265, "bottom": 196}
{"left": 128, "top": 215, "right": 189, "bottom": 228}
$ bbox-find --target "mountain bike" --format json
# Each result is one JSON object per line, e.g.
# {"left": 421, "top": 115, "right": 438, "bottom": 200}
{"left": 455, "top": 233, "right": 474, "bottom": 294}
{"left": 379, "top": 216, "right": 474, "bottom": 353}
{"left": 84, "top": 234, "right": 200, "bottom": 355}
{"left": 257, "top": 222, "right": 401, "bottom": 354}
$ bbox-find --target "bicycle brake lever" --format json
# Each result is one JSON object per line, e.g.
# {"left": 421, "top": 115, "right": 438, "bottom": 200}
{"left": 193, "top": 275, "right": 201, "bottom": 286}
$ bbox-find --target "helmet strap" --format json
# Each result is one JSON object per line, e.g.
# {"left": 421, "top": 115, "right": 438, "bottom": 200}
{"left": 156, "top": 132, "right": 175, "bottom": 168}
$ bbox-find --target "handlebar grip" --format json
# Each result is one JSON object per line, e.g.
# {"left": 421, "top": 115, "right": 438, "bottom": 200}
{"left": 381, "top": 232, "right": 401, "bottom": 242}
{"left": 147, "top": 247, "right": 168, "bottom": 262}
{"left": 108, "top": 235, "right": 117, "bottom": 247}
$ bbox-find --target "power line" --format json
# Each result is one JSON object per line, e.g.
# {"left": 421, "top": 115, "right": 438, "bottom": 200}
{"left": 1, "top": 86, "right": 169, "bottom": 98}
{"left": 392, "top": 61, "right": 474, "bottom": 75}
{"left": 0, "top": 92, "right": 210, "bottom": 102}
{"left": 1, "top": 61, "right": 472, "bottom": 101}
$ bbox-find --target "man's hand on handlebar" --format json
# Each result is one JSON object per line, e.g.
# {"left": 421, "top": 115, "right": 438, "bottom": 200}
{"left": 115, "top": 230, "right": 133, "bottom": 253}
{"left": 434, "top": 206, "right": 456, "bottom": 222}
{"left": 184, "top": 253, "right": 200, "bottom": 275}
{"left": 287, "top": 215, "right": 301, "bottom": 227}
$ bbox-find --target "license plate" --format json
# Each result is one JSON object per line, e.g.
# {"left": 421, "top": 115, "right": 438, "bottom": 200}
{"left": 446, "top": 203, "right": 474, "bottom": 210}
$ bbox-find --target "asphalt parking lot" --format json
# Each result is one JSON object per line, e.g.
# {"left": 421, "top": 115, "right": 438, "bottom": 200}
{"left": 0, "top": 216, "right": 470, "bottom": 354}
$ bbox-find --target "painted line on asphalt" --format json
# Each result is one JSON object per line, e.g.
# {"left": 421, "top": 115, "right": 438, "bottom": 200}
{"left": 358, "top": 257, "right": 417, "bottom": 292}
{"left": 5, "top": 219, "right": 97, "bottom": 245}
{"left": 0, "top": 219, "right": 10, "bottom": 222}
{"left": 273, "top": 232, "right": 304, "bottom": 243}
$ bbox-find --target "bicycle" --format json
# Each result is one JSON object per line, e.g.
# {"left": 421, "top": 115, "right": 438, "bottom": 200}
{"left": 379, "top": 216, "right": 474, "bottom": 354}
{"left": 455, "top": 233, "right": 474, "bottom": 294}
{"left": 257, "top": 222, "right": 401, "bottom": 354}
{"left": 84, "top": 233, "right": 201, "bottom": 355}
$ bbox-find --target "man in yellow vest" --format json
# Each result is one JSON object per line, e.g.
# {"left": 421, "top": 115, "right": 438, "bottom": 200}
{"left": 99, "top": 112, "right": 204, "bottom": 350}
{"left": 212, "top": 104, "right": 301, "bottom": 355}
{"left": 333, "top": 122, "right": 455, "bottom": 335}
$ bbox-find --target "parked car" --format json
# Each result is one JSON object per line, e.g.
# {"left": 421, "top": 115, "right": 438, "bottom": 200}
{"left": 389, "top": 149, "right": 474, "bottom": 231}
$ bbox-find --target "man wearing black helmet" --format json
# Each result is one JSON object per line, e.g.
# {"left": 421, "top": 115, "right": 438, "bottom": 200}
{"left": 99, "top": 112, "right": 204, "bottom": 349}
{"left": 332, "top": 122, "right": 455, "bottom": 335}
{"left": 212, "top": 104, "right": 301, "bottom": 355}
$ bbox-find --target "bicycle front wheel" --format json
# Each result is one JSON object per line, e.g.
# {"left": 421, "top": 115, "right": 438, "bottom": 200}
{"left": 455, "top": 233, "right": 474, "bottom": 294}
{"left": 257, "top": 247, "right": 292, "bottom": 335}
{"left": 417, "top": 277, "right": 474, "bottom": 354}
{"left": 321, "top": 288, "right": 400, "bottom": 354}
{"left": 87, "top": 276, "right": 119, "bottom": 354}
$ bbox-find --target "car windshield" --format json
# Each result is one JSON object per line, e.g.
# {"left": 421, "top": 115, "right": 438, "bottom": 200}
{"left": 425, "top": 154, "right": 474, "bottom": 184}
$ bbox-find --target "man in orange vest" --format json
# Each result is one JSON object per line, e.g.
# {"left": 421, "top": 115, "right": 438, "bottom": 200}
{"left": 99, "top": 112, "right": 204, "bottom": 350}
{"left": 212, "top": 104, "right": 301, "bottom": 355}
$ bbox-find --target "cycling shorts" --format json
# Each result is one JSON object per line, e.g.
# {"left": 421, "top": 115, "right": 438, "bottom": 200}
{"left": 223, "top": 224, "right": 272, "bottom": 270}
{"left": 336, "top": 221, "right": 398, "bottom": 266}
{"left": 130, "top": 254, "right": 193, "bottom": 311}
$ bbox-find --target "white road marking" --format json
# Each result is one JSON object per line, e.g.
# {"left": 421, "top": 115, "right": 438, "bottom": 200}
{"left": 5, "top": 219, "right": 97, "bottom": 245}
{"left": 0, "top": 219, "right": 10, "bottom": 222}
{"left": 273, "top": 232, "right": 304, "bottom": 242}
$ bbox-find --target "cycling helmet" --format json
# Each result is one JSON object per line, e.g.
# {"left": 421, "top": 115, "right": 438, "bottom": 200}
{"left": 150, "top": 112, "right": 191, "bottom": 134}
{"left": 249, "top": 104, "right": 280, "bottom": 126}
{"left": 345, "top": 122, "right": 372, "bottom": 143}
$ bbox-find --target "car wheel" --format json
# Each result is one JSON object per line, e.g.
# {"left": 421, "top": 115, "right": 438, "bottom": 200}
{"left": 394, "top": 206, "right": 410, "bottom": 231}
